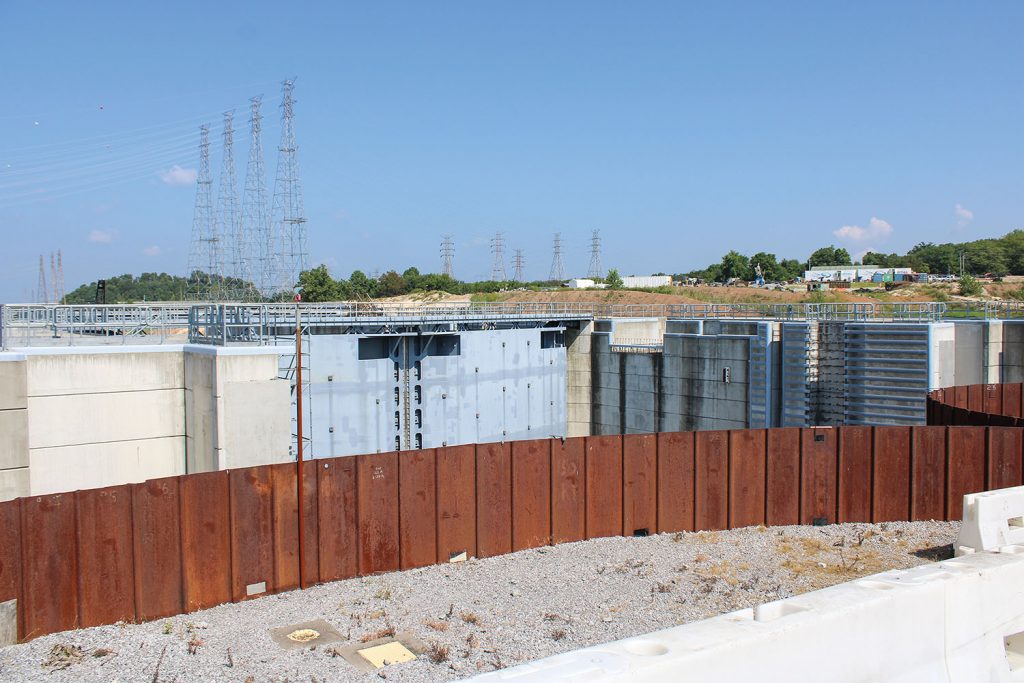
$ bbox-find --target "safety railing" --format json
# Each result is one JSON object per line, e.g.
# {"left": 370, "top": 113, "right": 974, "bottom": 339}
{"left": 9, "top": 299, "right": 1024, "bottom": 348}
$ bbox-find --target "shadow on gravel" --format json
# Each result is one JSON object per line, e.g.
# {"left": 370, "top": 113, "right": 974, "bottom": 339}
{"left": 913, "top": 544, "right": 955, "bottom": 562}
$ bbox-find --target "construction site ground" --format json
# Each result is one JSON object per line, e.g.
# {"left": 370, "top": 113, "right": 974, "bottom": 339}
{"left": 0, "top": 520, "right": 958, "bottom": 682}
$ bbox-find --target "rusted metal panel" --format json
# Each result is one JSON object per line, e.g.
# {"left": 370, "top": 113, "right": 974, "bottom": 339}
{"left": 131, "top": 476, "right": 182, "bottom": 622}
{"left": 511, "top": 440, "right": 551, "bottom": 550}
{"left": 0, "top": 500, "right": 22, "bottom": 639}
{"left": 967, "top": 384, "right": 984, "bottom": 412}
{"left": 436, "top": 445, "right": 476, "bottom": 561}
{"left": 21, "top": 493, "right": 78, "bottom": 639}
{"left": 988, "top": 427, "right": 1023, "bottom": 490}
{"left": 75, "top": 486, "right": 135, "bottom": 627}
{"left": 357, "top": 452, "right": 400, "bottom": 575}
{"left": 801, "top": 428, "right": 838, "bottom": 525}
{"left": 1004, "top": 383, "right": 1023, "bottom": 418}
{"left": 229, "top": 467, "right": 275, "bottom": 602}
{"left": 873, "top": 426, "right": 912, "bottom": 522}
{"left": 952, "top": 385, "right": 968, "bottom": 409}
{"left": 948, "top": 426, "right": 987, "bottom": 520}
{"left": 911, "top": 427, "right": 947, "bottom": 521}
{"left": 317, "top": 457, "right": 358, "bottom": 581}
{"left": 269, "top": 461, "right": 320, "bottom": 592}
{"left": 180, "top": 471, "right": 231, "bottom": 612}
{"left": 766, "top": 428, "right": 800, "bottom": 526}
{"left": 398, "top": 449, "right": 437, "bottom": 569}
{"left": 837, "top": 426, "right": 872, "bottom": 522}
{"left": 622, "top": 434, "right": 657, "bottom": 536}
{"left": 694, "top": 430, "right": 729, "bottom": 531}
{"left": 984, "top": 384, "right": 1003, "bottom": 417}
{"left": 270, "top": 463, "right": 298, "bottom": 592}
{"left": 550, "top": 437, "right": 585, "bottom": 543}
{"left": 657, "top": 431, "right": 694, "bottom": 533}
{"left": 729, "top": 429, "right": 766, "bottom": 528}
{"left": 941, "top": 404, "right": 954, "bottom": 426}
{"left": 476, "top": 442, "right": 513, "bottom": 556}
{"left": 585, "top": 435, "right": 623, "bottom": 538}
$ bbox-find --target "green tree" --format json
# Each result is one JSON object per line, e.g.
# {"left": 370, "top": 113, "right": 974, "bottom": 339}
{"left": 347, "top": 270, "right": 378, "bottom": 299}
{"left": 378, "top": 270, "right": 407, "bottom": 297}
{"left": 720, "top": 250, "right": 750, "bottom": 281}
{"left": 296, "top": 265, "right": 342, "bottom": 302}
{"left": 606, "top": 268, "right": 624, "bottom": 289}
{"left": 748, "top": 252, "right": 783, "bottom": 281}
{"left": 807, "top": 245, "right": 852, "bottom": 268}
{"left": 959, "top": 274, "right": 983, "bottom": 297}
{"left": 401, "top": 267, "right": 422, "bottom": 290}
{"left": 778, "top": 258, "right": 804, "bottom": 280}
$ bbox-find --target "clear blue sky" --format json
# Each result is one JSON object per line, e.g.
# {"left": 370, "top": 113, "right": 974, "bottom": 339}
{"left": 1, "top": 1, "right": 1021, "bottom": 301}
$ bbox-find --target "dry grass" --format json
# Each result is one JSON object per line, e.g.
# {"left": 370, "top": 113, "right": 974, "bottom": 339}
{"left": 550, "top": 629, "right": 567, "bottom": 641}
{"left": 423, "top": 619, "right": 449, "bottom": 632}
{"left": 460, "top": 611, "right": 481, "bottom": 626}
{"left": 427, "top": 642, "right": 450, "bottom": 664}
{"left": 359, "top": 627, "right": 395, "bottom": 643}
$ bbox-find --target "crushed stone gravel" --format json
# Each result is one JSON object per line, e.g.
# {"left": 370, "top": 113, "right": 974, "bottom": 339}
{"left": 0, "top": 520, "right": 959, "bottom": 682}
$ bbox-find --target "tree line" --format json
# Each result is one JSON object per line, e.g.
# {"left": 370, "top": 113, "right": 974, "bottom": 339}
{"left": 684, "top": 230, "right": 1024, "bottom": 282}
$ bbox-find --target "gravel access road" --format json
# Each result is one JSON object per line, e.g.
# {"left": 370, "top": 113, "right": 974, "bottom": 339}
{"left": 0, "top": 521, "right": 959, "bottom": 682}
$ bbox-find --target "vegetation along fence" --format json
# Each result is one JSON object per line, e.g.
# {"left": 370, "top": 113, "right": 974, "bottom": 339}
{"left": 2, "top": 387, "right": 1022, "bottom": 642}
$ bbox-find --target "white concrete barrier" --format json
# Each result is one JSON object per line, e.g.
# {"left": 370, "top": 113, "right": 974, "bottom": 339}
{"left": 956, "top": 485, "right": 1024, "bottom": 555}
{"left": 474, "top": 486, "right": 1024, "bottom": 683}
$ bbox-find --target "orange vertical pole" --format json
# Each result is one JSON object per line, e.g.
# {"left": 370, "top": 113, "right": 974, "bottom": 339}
{"left": 295, "top": 298, "right": 306, "bottom": 589}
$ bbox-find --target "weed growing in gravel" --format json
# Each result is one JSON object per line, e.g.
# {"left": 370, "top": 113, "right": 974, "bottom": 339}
{"left": 186, "top": 636, "right": 204, "bottom": 655}
{"left": 360, "top": 627, "right": 395, "bottom": 643}
{"left": 42, "top": 644, "right": 84, "bottom": 670}
{"left": 653, "top": 581, "right": 674, "bottom": 594}
{"left": 161, "top": 620, "right": 173, "bottom": 635}
{"left": 460, "top": 611, "right": 481, "bottom": 625}
{"left": 92, "top": 648, "right": 114, "bottom": 658}
{"left": 374, "top": 585, "right": 393, "bottom": 601}
{"left": 542, "top": 612, "right": 563, "bottom": 621}
{"left": 466, "top": 633, "right": 479, "bottom": 649}
{"left": 550, "top": 629, "right": 567, "bottom": 641}
{"left": 427, "top": 642, "right": 450, "bottom": 663}
{"left": 424, "top": 619, "right": 449, "bottom": 631}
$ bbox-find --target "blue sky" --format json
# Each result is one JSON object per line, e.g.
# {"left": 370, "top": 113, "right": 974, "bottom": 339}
{"left": 1, "top": 1, "right": 1021, "bottom": 300}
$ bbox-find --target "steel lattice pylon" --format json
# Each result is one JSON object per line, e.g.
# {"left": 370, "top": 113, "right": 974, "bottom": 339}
{"left": 244, "top": 96, "right": 271, "bottom": 299}
{"left": 270, "top": 79, "right": 308, "bottom": 295}
{"left": 186, "top": 125, "right": 221, "bottom": 299}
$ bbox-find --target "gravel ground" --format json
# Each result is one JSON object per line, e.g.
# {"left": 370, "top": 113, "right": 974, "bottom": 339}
{"left": 0, "top": 521, "right": 958, "bottom": 683}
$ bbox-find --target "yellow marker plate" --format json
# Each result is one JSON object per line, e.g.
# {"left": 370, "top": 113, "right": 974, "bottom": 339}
{"left": 357, "top": 641, "right": 417, "bottom": 668}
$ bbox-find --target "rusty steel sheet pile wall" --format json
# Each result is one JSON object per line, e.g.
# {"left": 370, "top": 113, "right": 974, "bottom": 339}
{"left": 4, "top": 397, "right": 1024, "bottom": 642}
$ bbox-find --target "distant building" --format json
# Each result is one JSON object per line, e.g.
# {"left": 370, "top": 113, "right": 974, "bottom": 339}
{"left": 803, "top": 265, "right": 913, "bottom": 282}
{"left": 567, "top": 278, "right": 597, "bottom": 289}
{"left": 621, "top": 275, "right": 672, "bottom": 289}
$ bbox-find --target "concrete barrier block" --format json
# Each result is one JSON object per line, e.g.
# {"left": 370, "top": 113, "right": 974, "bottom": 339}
{"left": 0, "top": 409, "right": 28, "bottom": 469}
{"left": 956, "top": 485, "right": 1024, "bottom": 555}
{"left": 0, "top": 467, "right": 29, "bottom": 502}
{"left": 25, "top": 349, "right": 184, "bottom": 396}
{"left": 0, "top": 357, "right": 27, "bottom": 410}
{"left": 27, "top": 389, "right": 185, "bottom": 449}
{"left": 29, "top": 437, "right": 184, "bottom": 495}
{"left": 0, "top": 599, "right": 15, "bottom": 647}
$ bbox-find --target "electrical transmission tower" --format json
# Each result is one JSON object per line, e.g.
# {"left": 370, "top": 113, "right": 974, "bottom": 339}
{"left": 490, "top": 232, "right": 507, "bottom": 281}
{"left": 587, "top": 229, "right": 603, "bottom": 279}
{"left": 270, "top": 79, "right": 308, "bottom": 294}
{"left": 55, "top": 250, "right": 64, "bottom": 303}
{"left": 36, "top": 255, "right": 48, "bottom": 303}
{"left": 512, "top": 249, "right": 525, "bottom": 282}
{"left": 187, "top": 125, "right": 219, "bottom": 299}
{"left": 549, "top": 232, "right": 565, "bottom": 281}
{"left": 440, "top": 235, "right": 455, "bottom": 278}
{"left": 217, "top": 110, "right": 242, "bottom": 298}
{"left": 243, "top": 96, "right": 270, "bottom": 299}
